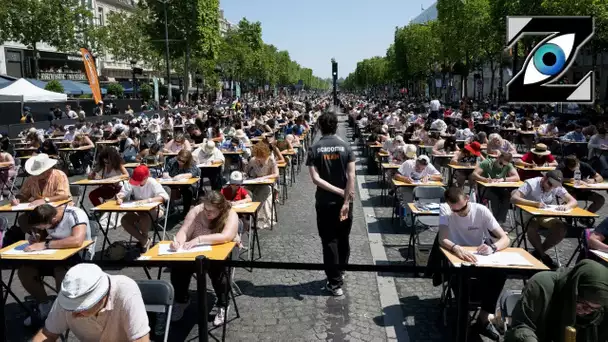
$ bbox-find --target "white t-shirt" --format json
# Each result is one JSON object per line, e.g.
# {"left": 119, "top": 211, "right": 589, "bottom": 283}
{"left": 67, "top": 110, "right": 78, "bottom": 119}
{"left": 193, "top": 147, "right": 225, "bottom": 165}
{"left": 439, "top": 203, "right": 501, "bottom": 246}
{"left": 516, "top": 177, "right": 567, "bottom": 204}
{"left": 430, "top": 99, "right": 441, "bottom": 111}
{"left": 397, "top": 159, "right": 440, "bottom": 180}
{"left": 119, "top": 177, "right": 169, "bottom": 202}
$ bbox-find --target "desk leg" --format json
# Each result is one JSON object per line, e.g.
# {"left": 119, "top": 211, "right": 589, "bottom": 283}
{"left": 95, "top": 212, "right": 113, "bottom": 259}
{"left": 1, "top": 269, "right": 30, "bottom": 314}
{"left": 381, "top": 168, "right": 386, "bottom": 205}
{"left": 455, "top": 268, "right": 470, "bottom": 342}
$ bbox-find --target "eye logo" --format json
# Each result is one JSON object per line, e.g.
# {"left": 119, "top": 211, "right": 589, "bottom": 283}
{"left": 506, "top": 16, "right": 595, "bottom": 104}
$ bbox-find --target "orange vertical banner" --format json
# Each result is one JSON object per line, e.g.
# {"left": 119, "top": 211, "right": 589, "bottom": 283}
{"left": 80, "top": 48, "right": 102, "bottom": 104}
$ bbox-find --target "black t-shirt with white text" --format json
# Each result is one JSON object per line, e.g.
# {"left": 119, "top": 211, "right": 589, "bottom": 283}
{"left": 306, "top": 135, "right": 355, "bottom": 205}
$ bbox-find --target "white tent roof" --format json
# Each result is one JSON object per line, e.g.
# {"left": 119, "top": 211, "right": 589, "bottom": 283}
{"left": 0, "top": 78, "right": 67, "bottom": 102}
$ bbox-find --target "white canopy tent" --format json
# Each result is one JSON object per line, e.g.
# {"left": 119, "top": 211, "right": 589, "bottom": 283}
{"left": 0, "top": 78, "right": 67, "bottom": 102}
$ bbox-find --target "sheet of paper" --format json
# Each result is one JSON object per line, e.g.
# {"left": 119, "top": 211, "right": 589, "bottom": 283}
{"left": 495, "top": 182, "right": 522, "bottom": 186}
{"left": 232, "top": 203, "right": 251, "bottom": 209}
{"left": 119, "top": 202, "right": 158, "bottom": 209}
{"left": 591, "top": 249, "right": 608, "bottom": 260}
{"left": 157, "top": 243, "right": 212, "bottom": 255}
{"left": 541, "top": 205, "right": 572, "bottom": 213}
{"left": 2, "top": 242, "right": 57, "bottom": 255}
{"left": 583, "top": 183, "right": 608, "bottom": 188}
{"left": 243, "top": 178, "right": 269, "bottom": 184}
{"left": 472, "top": 252, "right": 533, "bottom": 267}
{"left": 10, "top": 203, "right": 33, "bottom": 211}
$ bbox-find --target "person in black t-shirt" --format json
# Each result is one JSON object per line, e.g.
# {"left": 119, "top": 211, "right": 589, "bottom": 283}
{"left": 558, "top": 155, "right": 605, "bottom": 214}
{"left": 306, "top": 111, "right": 355, "bottom": 297}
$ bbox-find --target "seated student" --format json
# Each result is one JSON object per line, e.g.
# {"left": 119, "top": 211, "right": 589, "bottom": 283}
{"left": 116, "top": 165, "right": 169, "bottom": 251}
{"left": 244, "top": 143, "right": 279, "bottom": 229}
{"left": 450, "top": 141, "right": 484, "bottom": 187}
{"left": 163, "top": 133, "right": 192, "bottom": 153}
{"left": 505, "top": 259, "right": 608, "bottom": 342}
{"left": 516, "top": 143, "right": 558, "bottom": 180}
{"left": 471, "top": 152, "right": 520, "bottom": 224}
{"left": 69, "top": 134, "right": 95, "bottom": 174}
{"left": 32, "top": 263, "right": 150, "bottom": 342}
{"left": 63, "top": 125, "right": 77, "bottom": 142}
{"left": 221, "top": 171, "right": 252, "bottom": 205}
{"left": 19, "top": 204, "right": 92, "bottom": 326}
{"left": 163, "top": 149, "right": 200, "bottom": 212}
{"left": 187, "top": 124, "right": 206, "bottom": 145}
{"left": 120, "top": 129, "right": 140, "bottom": 162}
{"left": 558, "top": 155, "right": 605, "bottom": 216}
{"left": 169, "top": 192, "right": 239, "bottom": 326}
{"left": 486, "top": 133, "right": 517, "bottom": 157}
{"left": 193, "top": 140, "right": 225, "bottom": 189}
{"left": 0, "top": 137, "right": 16, "bottom": 196}
{"left": 88, "top": 147, "right": 129, "bottom": 207}
{"left": 11, "top": 154, "right": 72, "bottom": 234}
{"left": 235, "top": 129, "right": 251, "bottom": 146}
{"left": 136, "top": 143, "right": 163, "bottom": 165}
{"left": 439, "top": 187, "right": 510, "bottom": 341}
{"left": 37, "top": 139, "right": 58, "bottom": 157}
{"left": 510, "top": 171, "right": 578, "bottom": 268}
{"left": 264, "top": 135, "right": 286, "bottom": 165}
{"left": 589, "top": 216, "right": 608, "bottom": 254}
{"left": 394, "top": 154, "right": 442, "bottom": 205}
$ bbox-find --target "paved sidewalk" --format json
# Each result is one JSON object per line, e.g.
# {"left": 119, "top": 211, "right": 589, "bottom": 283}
{"left": 2, "top": 115, "right": 389, "bottom": 341}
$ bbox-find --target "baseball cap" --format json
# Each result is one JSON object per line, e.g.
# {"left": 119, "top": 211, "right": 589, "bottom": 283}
{"left": 229, "top": 171, "right": 244, "bottom": 185}
{"left": 546, "top": 170, "right": 563, "bottom": 187}
{"left": 130, "top": 165, "right": 150, "bottom": 186}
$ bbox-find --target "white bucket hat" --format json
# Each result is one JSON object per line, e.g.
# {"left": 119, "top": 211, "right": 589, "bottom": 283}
{"left": 57, "top": 264, "right": 110, "bottom": 312}
{"left": 202, "top": 140, "right": 216, "bottom": 154}
{"left": 25, "top": 153, "right": 58, "bottom": 176}
{"left": 235, "top": 129, "right": 247, "bottom": 139}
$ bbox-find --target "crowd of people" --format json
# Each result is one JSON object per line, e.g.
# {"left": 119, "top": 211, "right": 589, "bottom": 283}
{"left": 1, "top": 93, "right": 607, "bottom": 341}
{"left": 347, "top": 95, "right": 608, "bottom": 341}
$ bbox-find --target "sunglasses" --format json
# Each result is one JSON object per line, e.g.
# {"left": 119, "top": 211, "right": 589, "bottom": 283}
{"left": 451, "top": 200, "right": 469, "bottom": 213}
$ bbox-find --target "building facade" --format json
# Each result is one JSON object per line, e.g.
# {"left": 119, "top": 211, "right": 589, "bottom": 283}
{"left": 219, "top": 9, "right": 233, "bottom": 36}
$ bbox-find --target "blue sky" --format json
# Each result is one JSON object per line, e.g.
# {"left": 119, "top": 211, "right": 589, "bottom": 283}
{"left": 220, "top": 0, "right": 437, "bottom": 79}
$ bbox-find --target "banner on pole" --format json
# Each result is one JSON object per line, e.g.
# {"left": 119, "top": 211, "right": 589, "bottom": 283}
{"left": 80, "top": 48, "right": 102, "bottom": 104}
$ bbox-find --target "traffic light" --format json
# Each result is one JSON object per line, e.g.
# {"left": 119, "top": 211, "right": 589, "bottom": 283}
{"left": 332, "top": 61, "right": 338, "bottom": 79}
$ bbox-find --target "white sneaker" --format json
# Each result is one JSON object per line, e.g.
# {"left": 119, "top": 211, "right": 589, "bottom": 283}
{"left": 325, "top": 282, "right": 344, "bottom": 296}
{"left": 171, "top": 300, "right": 190, "bottom": 322}
{"left": 213, "top": 306, "right": 229, "bottom": 326}
{"left": 24, "top": 300, "right": 53, "bottom": 326}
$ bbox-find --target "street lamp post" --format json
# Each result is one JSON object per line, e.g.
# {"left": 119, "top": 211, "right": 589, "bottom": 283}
{"left": 331, "top": 59, "right": 338, "bottom": 106}
{"left": 161, "top": 0, "right": 172, "bottom": 104}
{"left": 131, "top": 60, "right": 137, "bottom": 99}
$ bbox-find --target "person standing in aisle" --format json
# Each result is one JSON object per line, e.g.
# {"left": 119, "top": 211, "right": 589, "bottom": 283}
{"left": 306, "top": 110, "right": 355, "bottom": 296}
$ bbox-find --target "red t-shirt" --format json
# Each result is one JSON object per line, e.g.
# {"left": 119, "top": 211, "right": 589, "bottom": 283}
{"left": 518, "top": 152, "right": 556, "bottom": 180}
{"left": 221, "top": 186, "right": 249, "bottom": 201}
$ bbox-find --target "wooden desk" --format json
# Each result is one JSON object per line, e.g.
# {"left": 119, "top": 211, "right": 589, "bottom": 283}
{"left": 221, "top": 150, "right": 243, "bottom": 156}
{"left": 392, "top": 179, "right": 444, "bottom": 187}
{"left": 564, "top": 182, "right": 608, "bottom": 191}
{"left": 124, "top": 162, "right": 163, "bottom": 169}
{"left": 590, "top": 250, "right": 608, "bottom": 263}
{"left": 157, "top": 177, "right": 200, "bottom": 186}
{"left": 381, "top": 163, "right": 400, "bottom": 170}
{"left": 0, "top": 240, "right": 93, "bottom": 261}
{"left": 516, "top": 204, "right": 598, "bottom": 218}
{"left": 407, "top": 202, "right": 441, "bottom": 215}
{"left": 476, "top": 180, "right": 523, "bottom": 188}
{"left": 440, "top": 246, "right": 548, "bottom": 270}
{"left": 197, "top": 162, "right": 222, "bottom": 169}
{"left": 71, "top": 176, "right": 128, "bottom": 186}
{"left": 17, "top": 155, "right": 58, "bottom": 160}
{"left": 232, "top": 202, "right": 261, "bottom": 262}
{"left": 163, "top": 152, "right": 179, "bottom": 157}
{"left": 515, "top": 165, "right": 556, "bottom": 172}
{"left": 59, "top": 147, "right": 94, "bottom": 152}
{"left": 447, "top": 163, "right": 476, "bottom": 186}
{"left": 515, "top": 204, "right": 598, "bottom": 253}
{"left": 243, "top": 178, "right": 277, "bottom": 186}
{"left": 92, "top": 199, "right": 161, "bottom": 213}
{"left": 0, "top": 200, "right": 71, "bottom": 213}
{"left": 96, "top": 140, "right": 120, "bottom": 145}
{"left": 140, "top": 241, "right": 235, "bottom": 261}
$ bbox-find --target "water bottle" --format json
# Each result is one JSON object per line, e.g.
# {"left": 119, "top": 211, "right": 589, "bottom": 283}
{"left": 574, "top": 168, "right": 581, "bottom": 186}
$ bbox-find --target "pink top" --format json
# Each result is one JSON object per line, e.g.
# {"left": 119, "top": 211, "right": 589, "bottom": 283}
{"left": 180, "top": 203, "right": 215, "bottom": 240}
{"left": 0, "top": 152, "right": 15, "bottom": 169}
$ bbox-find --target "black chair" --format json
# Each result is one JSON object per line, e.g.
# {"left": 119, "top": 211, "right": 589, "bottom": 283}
{"left": 136, "top": 280, "right": 175, "bottom": 342}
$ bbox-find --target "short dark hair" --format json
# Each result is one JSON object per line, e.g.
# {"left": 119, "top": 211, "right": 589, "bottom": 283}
{"left": 499, "top": 152, "right": 513, "bottom": 162}
{"left": 318, "top": 112, "right": 338, "bottom": 135}
{"left": 564, "top": 154, "right": 579, "bottom": 169}
{"left": 28, "top": 204, "right": 57, "bottom": 226}
{"left": 444, "top": 187, "right": 465, "bottom": 204}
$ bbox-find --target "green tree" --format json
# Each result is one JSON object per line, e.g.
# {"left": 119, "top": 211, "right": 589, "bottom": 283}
{"left": 139, "top": 83, "right": 153, "bottom": 101}
{"left": 7, "top": 0, "right": 92, "bottom": 78}
{"left": 141, "top": 0, "right": 221, "bottom": 100}
{"left": 106, "top": 83, "right": 124, "bottom": 97}
{"left": 44, "top": 80, "right": 64, "bottom": 94}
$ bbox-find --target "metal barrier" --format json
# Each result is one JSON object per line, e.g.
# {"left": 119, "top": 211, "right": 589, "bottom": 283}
{"left": 0, "top": 257, "right": 545, "bottom": 342}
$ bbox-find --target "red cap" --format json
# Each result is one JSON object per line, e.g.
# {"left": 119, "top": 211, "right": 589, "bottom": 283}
{"left": 465, "top": 141, "right": 482, "bottom": 157}
{"left": 130, "top": 165, "right": 150, "bottom": 186}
